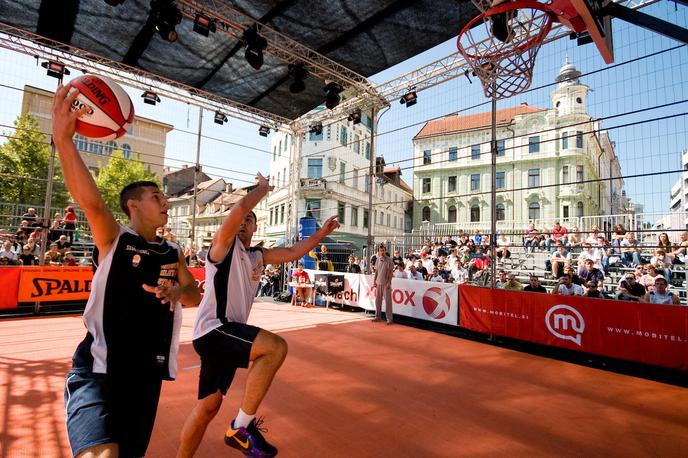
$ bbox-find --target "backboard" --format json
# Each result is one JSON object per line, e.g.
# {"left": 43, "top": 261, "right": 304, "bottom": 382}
{"left": 569, "top": 0, "right": 614, "bottom": 63}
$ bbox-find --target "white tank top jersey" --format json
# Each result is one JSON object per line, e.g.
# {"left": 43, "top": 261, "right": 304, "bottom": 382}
{"left": 193, "top": 236, "right": 264, "bottom": 339}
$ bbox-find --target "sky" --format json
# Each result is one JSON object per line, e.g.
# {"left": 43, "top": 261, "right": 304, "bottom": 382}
{"left": 0, "top": 1, "right": 686, "bottom": 216}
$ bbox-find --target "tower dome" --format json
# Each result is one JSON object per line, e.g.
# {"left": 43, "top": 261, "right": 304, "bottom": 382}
{"left": 555, "top": 56, "right": 582, "bottom": 86}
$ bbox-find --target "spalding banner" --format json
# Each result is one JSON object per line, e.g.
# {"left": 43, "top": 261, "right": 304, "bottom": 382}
{"left": 459, "top": 285, "right": 688, "bottom": 371}
{"left": 17, "top": 267, "right": 93, "bottom": 303}
{"left": 359, "top": 276, "right": 459, "bottom": 326}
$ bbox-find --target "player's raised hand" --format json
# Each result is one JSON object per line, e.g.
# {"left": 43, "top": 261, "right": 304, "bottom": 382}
{"left": 256, "top": 172, "right": 274, "bottom": 192}
{"left": 322, "top": 215, "right": 341, "bottom": 235}
{"left": 51, "top": 85, "right": 89, "bottom": 144}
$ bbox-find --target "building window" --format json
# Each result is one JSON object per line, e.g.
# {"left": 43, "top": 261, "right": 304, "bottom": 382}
{"left": 422, "top": 206, "right": 431, "bottom": 222}
{"left": 278, "top": 140, "right": 282, "bottom": 154}
{"left": 365, "top": 142, "right": 370, "bottom": 159}
{"left": 352, "top": 169, "right": 358, "bottom": 189}
{"left": 576, "top": 201, "right": 584, "bottom": 217}
{"left": 448, "top": 176, "right": 457, "bottom": 192}
{"left": 338, "top": 201, "right": 346, "bottom": 224}
{"left": 280, "top": 204, "right": 285, "bottom": 224}
{"left": 387, "top": 213, "right": 391, "bottom": 226}
{"left": 363, "top": 209, "right": 369, "bottom": 228}
{"left": 562, "top": 165, "right": 569, "bottom": 184}
{"left": 273, "top": 146, "right": 277, "bottom": 161}
{"left": 528, "top": 202, "right": 541, "bottom": 220}
{"left": 121, "top": 143, "right": 132, "bottom": 159}
{"left": 496, "top": 139, "right": 505, "bottom": 157}
{"left": 351, "top": 207, "right": 358, "bottom": 227}
{"left": 496, "top": 203, "right": 505, "bottom": 221}
{"left": 470, "top": 204, "right": 480, "bottom": 222}
{"left": 422, "top": 178, "right": 431, "bottom": 193}
{"left": 448, "top": 147, "right": 458, "bottom": 161}
{"left": 470, "top": 174, "right": 480, "bottom": 191}
{"left": 528, "top": 168, "right": 540, "bottom": 188}
{"left": 307, "top": 158, "right": 322, "bottom": 178}
{"left": 576, "top": 131, "right": 583, "bottom": 148}
{"left": 496, "top": 172, "right": 505, "bottom": 189}
{"left": 562, "top": 132, "right": 569, "bottom": 149}
{"left": 340, "top": 126, "right": 348, "bottom": 146}
{"left": 471, "top": 145, "right": 480, "bottom": 160}
{"left": 423, "top": 150, "right": 432, "bottom": 165}
{"left": 365, "top": 174, "right": 370, "bottom": 192}
{"left": 354, "top": 134, "right": 360, "bottom": 154}
{"left": 448, "top": 205, "right": 457, "bottom": 223}
{"left": 75, "top": 135, "right": 87, "bottom": 151}
{"left": 529, "top": 136, "right": 540, "bottom": 153}
{"left": 283, "top": 168, "right": 287, "bottom": 186}
{"left": 269, "top": 208, "right": 273, "bottom": 226}
{"left": 576, "top": 97, "right": 583, "bottom": 104}
{"left": 104, "top": 140, "right": 117, "bottom": 156}
{"left": 563, "top": 205, "right": 569, "bottom": 218}
{"left": 339, "top": 162, "right": 346, "bottom": 183}
{"left": 576, "top": 165, "right": 584, "bottom": 182}
{"left": 305, "top": 199, "right": 321, "bottom": 220}
{"left": 309, "top": 130, "right": 323, "bottom": 141}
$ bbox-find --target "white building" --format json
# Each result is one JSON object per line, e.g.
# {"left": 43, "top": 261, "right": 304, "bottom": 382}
{"left": 670, "top": 149, "right": 688, "bottom": 229}
{"left": 412, "top": 58, "right": 624, "bottom": 232}
{"left": 265, "top": 108, "right": 413, "bottom": 253}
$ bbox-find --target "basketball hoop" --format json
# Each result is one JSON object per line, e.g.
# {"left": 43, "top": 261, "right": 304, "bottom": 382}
{"left": 458, "top": 0, "right": 555, "bottom": 99}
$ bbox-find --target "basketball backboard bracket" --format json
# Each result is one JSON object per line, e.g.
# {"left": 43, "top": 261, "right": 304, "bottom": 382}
{"left": 603, "top": 1, "right": 688, "bottom": 46}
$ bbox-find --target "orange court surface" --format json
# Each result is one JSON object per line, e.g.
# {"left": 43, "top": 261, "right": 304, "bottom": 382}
{"left": 1, "top": 300, "right": 687, "bottom": 457}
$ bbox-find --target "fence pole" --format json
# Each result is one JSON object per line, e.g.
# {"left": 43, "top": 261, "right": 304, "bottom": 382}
{"left": 190, "top": 108, "right": 202, "bottom": 248}
{"left": 490, "top": 96, "right": 497, "bottom": 289}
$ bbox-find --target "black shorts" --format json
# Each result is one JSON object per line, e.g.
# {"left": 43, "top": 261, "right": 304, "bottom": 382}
{"left": 64, "top": 368, "right": 162, "bottom": 458}
{"left": 193, "top": 322, "right": 262, "bottom": 399}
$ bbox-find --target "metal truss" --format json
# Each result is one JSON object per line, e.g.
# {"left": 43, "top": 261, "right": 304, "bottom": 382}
{"left": 0, "top": 22, "right": 291, "bottom": 129}
{"left": 176, "top": 0, "right": 381, "bottom": 101}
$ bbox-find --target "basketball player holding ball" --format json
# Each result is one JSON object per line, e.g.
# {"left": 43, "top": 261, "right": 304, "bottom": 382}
{"left": 52, "top": 83, "right": 201, "bottom": 457}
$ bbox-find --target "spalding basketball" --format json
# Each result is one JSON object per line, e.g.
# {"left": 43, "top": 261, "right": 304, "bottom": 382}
{"left": 422, "top": 287, "right": 451, "bottom": 319}
{"left": 66, "top": 75, "right": 134, "bottom": 141}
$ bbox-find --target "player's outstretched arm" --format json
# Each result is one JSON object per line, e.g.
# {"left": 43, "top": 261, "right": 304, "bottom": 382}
{"left": 264, "top": 215, "right": 340, "bottom": 265}
{"left": 51, "top": 85, "right": 119, "bottom": 258}
{"left": 209, "top": 172, "right": 273, "bottom": 262}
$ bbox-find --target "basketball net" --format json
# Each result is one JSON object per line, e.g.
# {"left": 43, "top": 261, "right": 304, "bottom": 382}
{"left": 458, "top": 0, "right": 555, "bottom": 100}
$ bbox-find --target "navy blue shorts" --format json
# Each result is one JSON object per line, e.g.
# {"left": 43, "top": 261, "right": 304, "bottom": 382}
{"left": 193, "top": 322, "right": 262, "bottom": 399}
{"left": 64, "top": 368, "right": 162, "bottom": 457}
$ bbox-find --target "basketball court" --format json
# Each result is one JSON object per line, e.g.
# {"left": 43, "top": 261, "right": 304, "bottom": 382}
{"left": 1, "top": 302, "right": 687, "bottom": 457}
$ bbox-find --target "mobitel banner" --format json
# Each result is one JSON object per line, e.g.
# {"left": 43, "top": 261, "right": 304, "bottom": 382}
{"left": 17, "top": 266, "right": 93, "bottom": 303}
{"left": 459, "top": 285, "right": 688, "bottom": 371}
{"left": 359, "top": 275, "right": 459, "bottom": 326}
{"left": 305, "top": 269, "right": 361, "bottom": 307}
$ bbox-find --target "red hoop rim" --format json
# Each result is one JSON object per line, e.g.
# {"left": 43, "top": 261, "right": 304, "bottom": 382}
{"left": 457, "top": 0, "right": 556, "bottom": 61}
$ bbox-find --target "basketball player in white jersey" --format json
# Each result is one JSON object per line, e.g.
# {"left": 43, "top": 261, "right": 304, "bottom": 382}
{"left": 178, "top": 174, "right": 340, "bottom": 457}
{"left": 52, "top": 85, "right": 201, "bottom": 457}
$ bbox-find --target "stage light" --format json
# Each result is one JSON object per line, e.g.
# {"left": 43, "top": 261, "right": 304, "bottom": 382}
{"left": 243, "top": 24, "right": 268, "bottom": 70}
{"left": 41, "top": 60, "right": 70, "bottom": 80}
{"left": 399, "top": 91, "right": 417, "bottom": 107}
{"left": 214, "top": 111, "right": 228, "bottom": 125}
{"left": 309, "top": 123, "right": 323, "bottom": 135}
{"left": 288, "top": 63, "right": 308, "bottom": 94}
{"left": 193, "top": 13, "right": 217, "bottom": 37}
{"left": 347, "top": 109, "right": 362, "bottom": 124}
{"left": 141, "top": 90, "right": 161, "bottom": 105}
{"left": 324, "top": 81, "right": 342, "bottom": 110}
{"left": 258, "top": 125, "right": 271, "bottom": 137}
{"left": 151, "top": 0, "right": 182, "bottom": 42}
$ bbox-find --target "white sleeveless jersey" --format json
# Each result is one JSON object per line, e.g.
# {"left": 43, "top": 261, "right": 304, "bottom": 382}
{"left": 192, "top": 237, "right": 264, "bottom": 339}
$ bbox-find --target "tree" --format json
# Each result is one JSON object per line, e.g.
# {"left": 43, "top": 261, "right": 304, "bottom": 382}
{"left": 96, "top": 149, "right": 160, "bottom": 214}
{"left": 0, "top": 114, "right": 71, "bottom": 207}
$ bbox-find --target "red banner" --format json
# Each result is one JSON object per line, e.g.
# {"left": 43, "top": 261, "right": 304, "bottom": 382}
{"left": 459, "top": 285, "right": 688, "bottom": 371}
{"left": 189, "top": 267, "right": 205, "bottom": 293}
{"left": 0, "top": 267, "right": 21, "bottom": 309}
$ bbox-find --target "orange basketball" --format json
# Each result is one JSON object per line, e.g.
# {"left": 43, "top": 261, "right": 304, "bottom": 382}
{"left": 66, "top": 74, "right": 134, "bottom": 141}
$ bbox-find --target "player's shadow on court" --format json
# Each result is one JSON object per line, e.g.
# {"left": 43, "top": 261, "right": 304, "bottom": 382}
{"left": 0, "top": 356, "right": 72, "bottom": 458}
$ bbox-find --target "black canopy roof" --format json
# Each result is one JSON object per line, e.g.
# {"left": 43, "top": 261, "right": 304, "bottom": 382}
{"left": 0, "top": 0, "right": 478, "bottom": 121}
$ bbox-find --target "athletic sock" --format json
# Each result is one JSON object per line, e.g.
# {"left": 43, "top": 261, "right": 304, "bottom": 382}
{"left": 234, "top": 408, "right": 256, "bottom": 429}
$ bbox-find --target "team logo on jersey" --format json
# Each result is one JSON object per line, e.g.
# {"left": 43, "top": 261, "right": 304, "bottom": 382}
{"left": 132, "top": 254, "right": 141, "bottom": 267}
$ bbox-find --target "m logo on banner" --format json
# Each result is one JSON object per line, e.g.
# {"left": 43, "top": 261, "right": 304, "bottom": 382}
{"left": 545, "top": 304, "right": 585, "bottom": 346}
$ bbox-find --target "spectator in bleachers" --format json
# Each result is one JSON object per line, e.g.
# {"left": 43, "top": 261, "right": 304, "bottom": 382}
{"left": 444, "top": 235, "right": 457, "bottom": 251}
{"left": 196, "top": 245, "right": 208, "bottom": 267}
{"left": 657, "top": 232, "right": 672, "bottom": 251}
{"left": 568, "top": 227, "right": 583, "bottom": 251}
{"left": 496, "top": 233, "right": 511, "bottom": 261}
{"left": 669, "top": 231, "right": 688, "bottom": 264}
{"left": 639, "top": 264, "right": 663, "bottom": 293}
{"left": 473, "top": 229, "right": 482, "bottom": 245}
{"left": 63, "top": 206, "right": 77, "bottom": 243}
{"left": 21, "top": 207, "right": 38, "bottom": 226}
{"left": 420, "top": 250, "right": 434, "bottom": 274}
{"left": 345, "top": 255, "right": 361, "bottom": 273}
{"left": 610, "top": 224, "right": 627, "bottom": 253}
{"left": 309, "top": 244, "right": 334, "bottom": 271}
{"left": 429, "top": 267, "right": 444, "bottom": 282}
{"left": 578, "top": 243, "right": 599, "bottom": 270}
{"left": 594, "top": 235, "right": 611, "bottom": 272}
{"left": 553, "top": 273, "right": 584, "bottom": 296}
{"left": 583, "top": 280, "right": 609, "bottom": 299}
{"left": 18, "top": 244, "right": 37, "bottom": 266}
{"left": 642, "top": 277, "right": 680, "bottom": 305}
{"left": 632, "top": 264, "right": 644, "bottom": 280}
{"left": 415, "top": 259, "right": 428, "bottom": 278}
{"left": 49, "top": 212, "right": 63, "bottom": 242}
{"left": 56, "top": 234, "right": 71, "bottom": 254}
{"left": 19, "top": 219, "right": 32, "bottom": 236}
{"left": 451, "top": 260, "right": 469, "bottom": 284}
{"left": 650, "top": 248, "right": 672, "bottom": 281}
{"left": 407, "top": 264, "right": 424, "bottom": 281}
{"left": 184, "top": 245, "right": 198, "bottom": 267}
{"left": 617, "top": 273, "right": 646, "bottom": 302}
{"left": 539, "top": 228, "right": 553, "bottom": 251}
{"left": 468, "top": 248, "right": 489, "bottom": 281}
{"left": 63, "top": 251, "right": 77, "bottom": 266}
{"left": 446, "top": 248, "right": 459, "bottom": 270}
{"left": 437, "top": 261, "right": 451, "bottom": 281}
{"left": 578, "top": 259, "right": 605, "bottom": 288}
{"left": 28, "top": 227, "right": 43, "bottom": 243}
{"left": 495, "top": 270, "right": 507, "bottom": 289}
{"left": 549, "top": 243, "right": 571, "bottom": 279}
{"left": 25, "top": 238, "right": 39, "bottom": 257}
{"left": 620, "top": 232, "right": 642, "bottom": 267}
{"left": 15, "top": 229, "right": 26, "bottom": 247}
{"left": 586, "top": 224, "right": 604, "bottom": 244}
{"left": 524, "top": 275, "right": 547, "bottom": 293}
{"left": 503, "top": 273, "right": 524, "bottom": 291}
{"left": 0, "top": 240, "right": 18, "bottom": 264}
{"left": 45, "top": 242, "right": 63, "bottom": 265}
{"left": 392, "top": 249, "right": 403, "bottom": 266}
{"left": 551, "top": 221, "right": 568, "bottom": 247}
{"left": 392, "top": 263, "right": 407, "bottom": 279}
{"left": 524, "top": 223, "right": 539, "bottom": 253}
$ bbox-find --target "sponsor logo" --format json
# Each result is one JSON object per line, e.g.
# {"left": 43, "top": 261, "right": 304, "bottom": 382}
{"left": 70, "top": 98, "right": 94, "bottom": 115}
{"left": 545, "top": 304, "right": 585, "bottom": 346}
{"left": 365, "top": 285, "right": 416, "bottom": 306}
{"left": 82, "top": 76, "right": 113, "bottom": 106}
{"left": 132, "top": 254, "right": 141, "bottom": 267}
{"left": 422, "top": 286, "right": 451, "bottom": 319}
{"left": 30, "top": 278, "right": 92, "bottom": 297}
{"left": 315, "top": 279, "right": 327, "bottom": 288}
{"left": 126, "top": 245, "right": 150, "bottom": 256}
{"left": 330, "top": 279, "right": 343, "bottom": 288}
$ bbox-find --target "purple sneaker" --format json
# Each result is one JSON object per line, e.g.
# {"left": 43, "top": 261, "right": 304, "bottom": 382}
{"left": 225, "top": 417, "right": 278, "bottom": 457}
